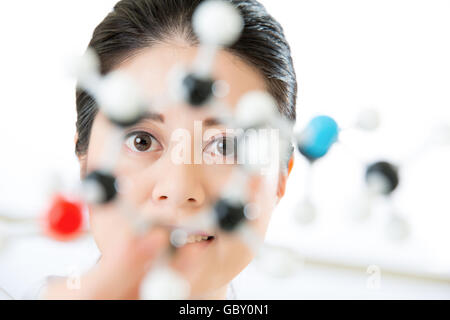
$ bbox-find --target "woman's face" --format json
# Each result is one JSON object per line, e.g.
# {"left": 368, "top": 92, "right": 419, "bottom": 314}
{"left": 78, "top": 42, "right": 288, "bottom": 298}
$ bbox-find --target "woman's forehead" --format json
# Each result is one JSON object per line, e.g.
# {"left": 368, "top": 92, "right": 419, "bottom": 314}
{"left": 115, "top": 44, "right": 268, "bottom": 111}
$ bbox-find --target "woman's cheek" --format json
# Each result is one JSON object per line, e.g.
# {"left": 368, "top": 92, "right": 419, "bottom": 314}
{"left": 89, "top": 207, "right": 110, "bottom": 253}
{"left": 88, "top": 204, "right": 134, "bottom": 256}
{"left": 245, "top": 174, "right": 278, "bottom": 237}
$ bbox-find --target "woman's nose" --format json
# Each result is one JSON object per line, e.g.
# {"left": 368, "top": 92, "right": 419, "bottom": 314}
{"left": 151, "top": 163, "right": 206, "bottom": 209}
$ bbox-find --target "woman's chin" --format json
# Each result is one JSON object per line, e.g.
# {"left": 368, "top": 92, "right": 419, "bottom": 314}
{"left": 168, "top": 238, "right": 227, "bottom": 296}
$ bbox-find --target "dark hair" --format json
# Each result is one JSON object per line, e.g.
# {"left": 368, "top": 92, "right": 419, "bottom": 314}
{"left": 75, "top": 0, "right": 297, "bottom": 158}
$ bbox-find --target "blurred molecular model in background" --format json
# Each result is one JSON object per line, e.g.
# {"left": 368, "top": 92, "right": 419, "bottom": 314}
{"left": 294, "top": 108, "right": 450, "bottom": 242}
{"left": 0, "top": 0, "right": 449, "bottom": 299}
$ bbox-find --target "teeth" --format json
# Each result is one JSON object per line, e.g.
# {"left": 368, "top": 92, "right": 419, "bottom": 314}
{"left": 186, "top": 234, "right": 212, "bottom": 244}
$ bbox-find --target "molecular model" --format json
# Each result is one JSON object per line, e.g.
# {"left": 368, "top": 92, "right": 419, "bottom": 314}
{"left": 0, "top": 0, "right": 294, "bottom": 299}
{"left": 0, "top": 0, "right": 449, "bottom": 299}
{"left": 293, "top": 107, "right": 450, "bottom": 244}
{"left": 293, "top": 111, "right": 407, "bottom": 236}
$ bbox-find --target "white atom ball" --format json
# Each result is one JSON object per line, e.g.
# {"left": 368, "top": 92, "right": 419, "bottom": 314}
{"left": 140, "top": 267, "right": 190, "bottom": 300}
{"left": 355, "top": 108, "right": 381, "bottom": 131}
{"left": 96, "top": 71, "right": 146, "bottom": 124}
{"left": 235, "top": 91, "right": 278, "bottom": 128}
{"left": 170, "top": 229, "right": 188, "bottom": 248}
{"left": 70, "top": 48, "right": 100, "bottom": 88}
{"left": 193, "top": 0, "right": 244, "bottom": 47}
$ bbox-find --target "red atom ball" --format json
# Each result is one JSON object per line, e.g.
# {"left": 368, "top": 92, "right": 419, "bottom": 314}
{"left": 45, "top": 195, "right": 84, "bottom": 241}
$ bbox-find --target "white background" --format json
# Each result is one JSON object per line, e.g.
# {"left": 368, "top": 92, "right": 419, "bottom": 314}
{"left": 0, "top": 0, "right": 449, "bottom": 299}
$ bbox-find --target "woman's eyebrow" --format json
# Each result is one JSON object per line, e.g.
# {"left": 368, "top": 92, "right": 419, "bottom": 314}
{"left": 125, "top": 112, "right": 164, "bottom": 128}
{"left": 203, "top": 117, "right": 224, "bottom": 127}
{"left": 140, "top": 112, "right": 165, "bottom": 123}
{"left": 134, "top": 114, "right": 223, "bottom": 126}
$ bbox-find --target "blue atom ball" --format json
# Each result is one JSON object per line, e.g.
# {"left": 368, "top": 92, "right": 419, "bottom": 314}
{"left": 298, "top": 115, "right": 339, "bottom": 161}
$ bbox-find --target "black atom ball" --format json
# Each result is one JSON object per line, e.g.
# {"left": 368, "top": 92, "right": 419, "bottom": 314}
{"left": 214, "top": 199, "right": 247, "bottom": 232}
{"left": 83, "top": 171, "right": 118, "bottom": 204}
{"left": 182, "top": 74, "right": 214, "bottom": 107}
{"left": 365, "top": 161, "right": 399, "bottom": 195}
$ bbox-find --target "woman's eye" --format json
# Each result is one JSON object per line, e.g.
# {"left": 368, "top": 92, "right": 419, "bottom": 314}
{"left": 205, "top": 136, "right": 237, "bottom": 158}
{"left": 125, "top": 131, "right": 161, "bottom": 153}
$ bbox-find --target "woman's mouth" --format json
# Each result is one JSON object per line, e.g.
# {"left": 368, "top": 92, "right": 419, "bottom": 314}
{"left": 185, "top": 234, "right": 215, "bottom": 244}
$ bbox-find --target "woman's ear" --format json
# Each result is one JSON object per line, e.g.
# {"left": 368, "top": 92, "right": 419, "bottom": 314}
{"left": 74, "top": 133, "right": 78, "bottom": 150}
{"left": 276, "top": 156, "right": 294, "bottom": 202}
{"left": 287, "top": 156, "right": 294, "bottom": 176}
